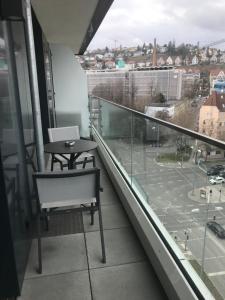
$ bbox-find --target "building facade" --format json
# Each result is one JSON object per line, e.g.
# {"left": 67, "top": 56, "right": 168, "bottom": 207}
{"left": 199, "top": 91, "right": 225, "bottom": 139}
{"left": 87, "top": 68, "right": 183, "bottom": 106}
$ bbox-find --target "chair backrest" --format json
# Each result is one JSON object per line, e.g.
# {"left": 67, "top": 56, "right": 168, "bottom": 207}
{"left": 48, "top": 126, "right": 80, "bottom": 142}
{"left": 34, "top": 168, "right": 100, "bottom": 207}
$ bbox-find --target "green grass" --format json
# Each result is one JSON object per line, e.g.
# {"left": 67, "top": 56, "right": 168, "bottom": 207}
{"left": 156, "top": 153, "right": 190, "bottom": 163}
{"left": 189, "top": 259, "right": 223, "bottom": 300}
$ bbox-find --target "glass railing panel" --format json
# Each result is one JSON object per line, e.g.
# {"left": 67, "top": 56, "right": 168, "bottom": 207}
{"left": 131, "top": 113, "right": 225, "bottom": 298}
{"left": 89, "top": 95, "right": 101, "bottom": 132}
{"left": 90, "top": 96, "right": 225, "bottom": 298}
{"left": 98, "top": 99, "right": 132, "bottom": 184}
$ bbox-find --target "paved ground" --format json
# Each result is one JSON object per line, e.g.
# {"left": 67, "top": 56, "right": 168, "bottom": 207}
{"left": 19, "top": 152, "right": 167, "bottom": 300}
{"left": 106, "top": 138, "right": 225, "bottom": 298}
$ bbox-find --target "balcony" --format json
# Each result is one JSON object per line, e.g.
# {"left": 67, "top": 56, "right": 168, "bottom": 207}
{"left": 88, "top": 96, "right": 225, "bottom": 299}
{"left": 1, "top": 5, "right": 175, "bottom": 298}
{"left": 18, "top": 151, "right": 167, "bottom": 300}
{"left": 0, "top": 3, "right": 223, "bottom": 297}
{"left": 18, "top": 96, "right": 225, "bottom": 300}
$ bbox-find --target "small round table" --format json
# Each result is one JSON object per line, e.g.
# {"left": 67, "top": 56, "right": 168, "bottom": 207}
{"left": 44, "top": 140, "right": 97, "bottom": 169}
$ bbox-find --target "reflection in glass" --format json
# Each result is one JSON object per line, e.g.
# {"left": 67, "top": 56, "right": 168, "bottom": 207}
{"left": 0, "top": 21, "right": 36, "bottom": 290}
{"left": 99, "top": 99, "right": 132, "bottom": 184}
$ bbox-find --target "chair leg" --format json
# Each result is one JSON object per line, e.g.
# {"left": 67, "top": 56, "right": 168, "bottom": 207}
{"left": 44, "top": 209, "right": 49, "bottom": 231}
{"left": 82, "top": 157, "right": 88, "bottom": 169}
{"left": 37, "top": 212, "right": 42, "bottom": 274}
{"left": 92, "top": 156, "right": 96, "bottom": 168}
{"left": 91, "top": 203, "right": 95, "bottom": 225}
{"left": 51, "top": 154, "right": 54, "bottom": 171}
{"left": 98, "top": 202, "right": 106, "bottom": 263}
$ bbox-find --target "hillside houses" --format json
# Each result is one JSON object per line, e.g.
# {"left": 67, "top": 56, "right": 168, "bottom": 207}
{"left": 80, "top": 43, "right": 225, "bottom": 71}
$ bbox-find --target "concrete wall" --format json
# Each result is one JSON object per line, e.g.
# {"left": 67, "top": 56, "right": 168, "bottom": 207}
{"left": 145, "top": 105, "right": 175, "bottom": 117}
{"left": 50, "top": 44, "right": 89, "bottom": 137}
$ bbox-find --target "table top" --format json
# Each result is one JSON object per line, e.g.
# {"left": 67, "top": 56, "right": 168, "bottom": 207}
{"left": 44, "top": 140, "right": 97, "bottom": 155}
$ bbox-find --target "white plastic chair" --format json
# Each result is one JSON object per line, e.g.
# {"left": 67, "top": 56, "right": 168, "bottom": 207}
{"left": 34, "top": 168, "right": 106, "bottom": 274}
{"left": 48, "top": 126, "right": 95, "bottom": 170}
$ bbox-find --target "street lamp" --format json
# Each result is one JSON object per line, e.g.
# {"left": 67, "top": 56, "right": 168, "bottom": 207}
{"left": 219, "top": 189, "right": 222, "bottom": 202}
{"left": 190, "top": 147, "right": 201, "bottom": 195}
{"left": 191, "top": 190, "right": 223, "bottom": 278}
{"left": 152, "top": 125, "right": 159, "bottom": 147}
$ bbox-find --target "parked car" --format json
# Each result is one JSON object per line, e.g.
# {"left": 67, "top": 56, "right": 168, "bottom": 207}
{"left": 209, "top": 176, "right": 225, "bottom": 185}
{"left": 207, "top": 167, "right": 220, "bottom": 176}
{"left": 207, "top": 221, "right": 225, "bottom": 238}
{"left": 219, "top": 170, "right": 225, "bottom": 178}
{"left": 207, "top": 165, "right": 225, "bottom": 176}
{"left": 215, "top": 165, "right": 225, "bottom": 171}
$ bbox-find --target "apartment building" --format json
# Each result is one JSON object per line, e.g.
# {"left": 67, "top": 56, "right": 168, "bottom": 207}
{"left": 199, "top": 91, "right": 225, "bottom": 140}
{"left": 87, "top": 68, "right": 183, "bottom": 104}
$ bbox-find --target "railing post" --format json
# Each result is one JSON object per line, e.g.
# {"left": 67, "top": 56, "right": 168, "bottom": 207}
{"left": 24, "top": 0, "right": 45, "bottom": 171}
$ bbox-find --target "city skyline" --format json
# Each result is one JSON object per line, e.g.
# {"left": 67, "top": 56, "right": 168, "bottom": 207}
{"left": 88, "top": 0, "right": 225, "bottom": 50}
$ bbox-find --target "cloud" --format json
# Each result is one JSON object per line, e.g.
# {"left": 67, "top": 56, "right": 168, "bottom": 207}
{"left": 88, "top": 0, "right": 225, "bottom": 50}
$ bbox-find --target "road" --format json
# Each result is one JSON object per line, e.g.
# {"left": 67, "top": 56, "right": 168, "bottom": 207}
{"left": 106, "top": 138, "right": 225, "bottom": 297}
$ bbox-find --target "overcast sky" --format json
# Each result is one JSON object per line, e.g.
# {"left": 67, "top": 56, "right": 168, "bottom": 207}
{"left": 88, "top": 0, "right": 225, "bottom": 50}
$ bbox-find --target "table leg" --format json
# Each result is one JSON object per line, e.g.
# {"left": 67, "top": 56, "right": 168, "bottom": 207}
{"left": 68, "top": 153, "right": 82, "bottom": 169}
{"left": 68, "top": 154, "right": 75, "bottom": 170}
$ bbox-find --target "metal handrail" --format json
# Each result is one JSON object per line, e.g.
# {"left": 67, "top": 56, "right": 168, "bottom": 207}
{"left": 90, "top": 94, "right": 225, "bottom": 150}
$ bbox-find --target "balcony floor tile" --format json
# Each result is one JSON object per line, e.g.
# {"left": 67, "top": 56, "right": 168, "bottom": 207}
{"left": 100, "top": 188, "right": 120, "bottom": 206}
{"left": 90, "top": 261, "right": 167, "bottom": 300}
{"left": 25, "top": 233, "right": 88, "bottom": 279}
{"left": 20, "top": 151, "right": 168, "bottom": 299}
{"left": 83, "top": 203, "right": 130, "bottom": 232}
{"left": 19, "top": 270, "right": 91, "bottom": 300}
{"left": 86, "top": 227, "right": 147, "bottom": 269}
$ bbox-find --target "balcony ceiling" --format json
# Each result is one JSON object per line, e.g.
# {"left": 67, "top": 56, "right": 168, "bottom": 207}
{"left": 31, "top": 0, "right": 113, "bottom": 54}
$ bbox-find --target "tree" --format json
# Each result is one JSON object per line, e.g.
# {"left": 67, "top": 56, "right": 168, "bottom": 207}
{"left": 171, "top": 100, "right": 197, "bottom": 131}
{"left": 153, "top": 93, "right": 166, "bottom": 103}
{"left": 129, "top": 78, "right": 138, "bottom": 107}
{"left": 101, "top": 61, "right": 106, "bottom": 70}
{"left": 184, "top": 79, "right": 200, "bottom": 99}
{"left": 92, "top": 81, "right": 124, "bottom": 104}
{"left": 155, "top": 110, "right": 170, "bottom": 120}
{"left": 167, "top": 40, "right": 176, "bottom": 56}
{"left": 142, "top": 43, "right": 147, "bottom": 55}
{"left": 83, "top": 61, "right": 90, "bottom": 69}
{"left": 105, "top": 46, "right": 109, "bottom": 53}
{"left": 177, "top": 43, "right": 189, "bottom": 60}
{"left": 198, "top": 143, "right": 213, "bottom": 162}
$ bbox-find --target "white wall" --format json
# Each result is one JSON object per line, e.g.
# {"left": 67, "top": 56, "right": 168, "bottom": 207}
{"left": 145, "top": 105, "right": 175, "bottom": 117}
{"left": 50, "top": 44, "right": 89, "bottom": 136}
